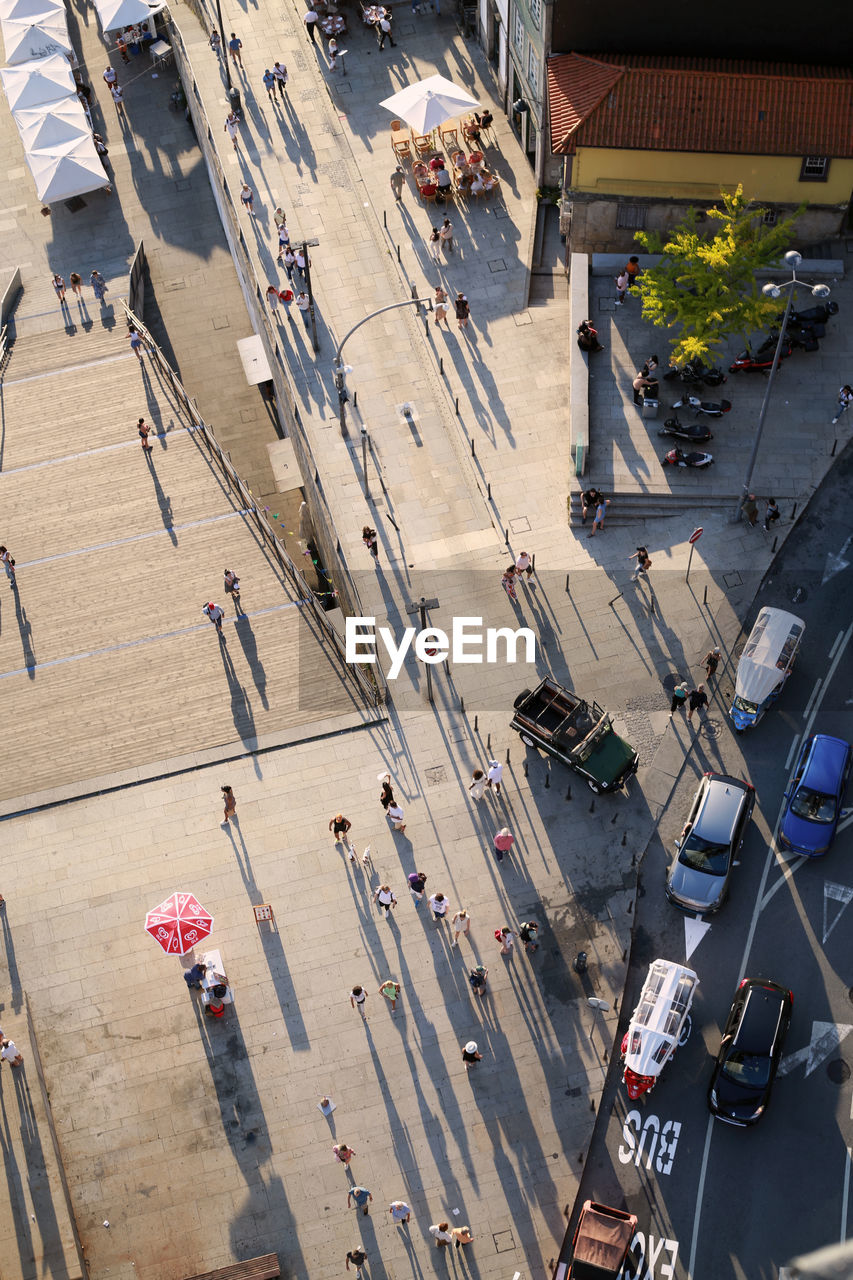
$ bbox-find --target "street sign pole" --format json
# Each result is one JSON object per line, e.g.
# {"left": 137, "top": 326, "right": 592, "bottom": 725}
{"left": 686, "top": 526, "right": 703, "bottom": 583}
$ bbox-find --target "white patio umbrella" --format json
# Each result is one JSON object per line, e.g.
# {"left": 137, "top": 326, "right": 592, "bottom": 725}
{"left": 379, "top": 73, "right": 480, "bottom": 134}
{"left": 92, "top": 0, "right": 163, "bottom": 32}
{"left": 0, "top": 0, "right": 64, "bottom": 22}
{"left": 0, "top": 54, "right": 75, "bottom": 111}
{"left": 1, "top": 10, "right": 71, "bottom": 64}
{"left": 15, "top": 99, "right": 92, "bottom": 156}
{"left": 24, "top": 135, "right": 110, "bottom": 202}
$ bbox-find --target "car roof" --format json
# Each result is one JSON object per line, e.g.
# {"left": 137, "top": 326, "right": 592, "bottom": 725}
{"left": 801, "top": 735, "right": 851, "bottom": 793}
{"left": 734, "top": 983, "right": 788, "bottom": 1050}
{"left": 694, "top": 774, "right": 751, "bottom": 843}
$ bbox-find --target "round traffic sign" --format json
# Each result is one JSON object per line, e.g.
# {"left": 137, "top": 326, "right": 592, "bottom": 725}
{"left": 688, "top": 527, "right": 704, "bottom": 544}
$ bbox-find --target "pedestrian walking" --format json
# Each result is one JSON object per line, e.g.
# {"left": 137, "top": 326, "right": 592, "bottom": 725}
{"left": 273, "top": 62, "right": 288, "bottom": 96}
{"left": 740, "top": 493, "right": 758, "bottom": 527}
{"left": 580, "top": 486, "right": 603, "bottom": 524}
{"left": 493, "top": 827, "right": 514, "bottom": 862}
{"left": 702, "top": 646, "right": 722, "bottom": 679}
{"left": 267, "top": 283, "right": 281, "bottom": 314}
{"left": 137, "top": 417, "right": 153, "bottom": 451}
{"left": 103, "top": 65, "right": 117, "bottom": 88}
{"left": 280, "top": 245, "right": 296, "bottom": 279}
{"left": 329, "top": 814, "right": 352, "bottom": 846}
{"left": 296, "top": 291, "right": 311, "bottom": 330}
{"left": 228, "top": 32, "right": 243, "bottom": 66}
{"left": 451, "top": 909, "right": 470, "bottom": 945}
{"left": 486, "top": 759, "right": 503, "bottom": 795}
{"left": 669, "top": 681, "right": 689, "bottom": 716}
{"left": 350, "top": 985, "right": 368, "bottom": 1015}
{"left": 430, "top": 1222, "right": 453, "bottom": 1246}
{"left": 209, "top": 28, "right": 221, "bottom": 56}
{"left": 295, "top": 247, "right": 310, "bottom": 282}
{"left": 408, "top": 870, "right": 427, "bottom": 904}
{"left": 428, "top": 891, "right": 448, "bottom": 922}
{"left": 388, "top": 1200, "right": 411, "bottom": 1224}
{"left": 224, "top": 569, "right": 242, "bottom": 613}
{"left": 0, "top": 546, "right": 17, "bottom": 589}
{"left": 117, "top": 34, "right": 129, "bottom": 62}
{"left": 69, "top": 271, "right": 82, "bottom": 297}
{"left": 763, "top": 497, "right": 781, "bottom": 531}
{"left": 362, "top": 526, "right": 379, "bottom": 560}
{"left": 452, "top": 1226, "right": 474, "bottom": 1248}
{"left": 377, "top": 11, "right": 395, "bottom": 46}
{"left": 183, "top": 960, "right": 208, "bottom": 988}
{"left": 434, "top": 285, "right": 450, "bottom": 327}
{"left": 345, "top": 1248, "right": 367, "bottom": 1274}
{"left": 461, "top": 1044, "right": 482, "bottom": 1071}
{"left": 279, "top": 286, "right": 294, "bottom": 319}
{"left": 687, "top": 684, "right": 708, "bottom": 724}
{"left": 373, "top": 885, "right": 397, "bottom": 917}
{"left": 261, "top": 68, "right": 275, "bottom": 100}
{"left": 240, "top": 183, "right": 255, "bottom": 215}
{"left": 303, "top": 7, "right": 319, "bottom": 42}
{"left": 629, "top": 546, "right": 652, "bottom": 582}
{"left": 625, "top": 255, "right": 640, "bottom": 289}
{"left": 203, "top": 602, "right": 225, "bottom": 632}
{"left": 348, "top": 1187, "right": 372, "bottom": 1216}
{"left": 327, "top": 38, "right": 339, "bottom": 70}
{"left": 495, "top": 926, "right": 516, "bottom": 955}
{"left": 390, "top": 166, "right": 405, "bottom": 201}
{"left": 379, "top": 773, "right": 394, "bottom": 811}
{"left": 615, "top": 270, "right": 628, "bottom": 304}
{"left": 588, "top": 498, "right": 610, "bottom": 538}
{"left": 469, "top": 768, "right": 487, "bottom": 800}
{"left": 501, "top": 565, "right": 518, "bottom": 602}
{"left": 439, "top": 217, "right": 454, "bottom": 253}
{"left": 428, "top": 227, "right": 442, "bottom": 263}
{"left": 224, "top": 111, "right": 239, "bottom": 149}
{"left": 519, "top": 920, "right": 539, "bottom": 953}
{"left": 387, "top": 802, "right": 406, "bottom": 833}
{"left": 379, "top": 978, "right": 401, "bottom": 1010}
{"left": 468, "top": 965, "right": 488, "bottom": 997}
{"left": 52, "top": 273, "right": 66, "bottom": 302}
{"left": 831, "top": 384, "right": 852, "bottom": 424}
{"left": 455, "top": 293, "right": 470, "bottom": 330}
{"left": 111, "top": 83, "right": 125, "bottom": 115}
{"left": 221, "top": 785, "right": 237, "bottom": 823}
{"left": 0, "top": 1039, "right": 23, "bottom": 1067}
{"left": 515, "top": 549, "right": 534, "bottom": 579}
{"left": 129, "top": 329, "right": 145, "bottom": 361}
{"left": 334, "top": 1143, "right": 356, "bottom": 1164}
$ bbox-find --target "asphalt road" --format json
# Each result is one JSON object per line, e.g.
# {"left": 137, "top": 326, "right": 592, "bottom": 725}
{"left": 567, "top": 441, "right": 853, "bottom": 1280}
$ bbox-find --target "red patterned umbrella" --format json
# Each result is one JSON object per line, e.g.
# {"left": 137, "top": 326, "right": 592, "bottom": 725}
{"left": 144, "top": 891, "right": 214, "bottom": 955}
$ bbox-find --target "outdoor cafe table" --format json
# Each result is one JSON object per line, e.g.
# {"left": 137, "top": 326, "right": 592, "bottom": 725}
{"left": 363, "top": 4, "right": 386, "bottom": 21}
{"left": 321, "top": 15, "right": 345, "bottom": 34}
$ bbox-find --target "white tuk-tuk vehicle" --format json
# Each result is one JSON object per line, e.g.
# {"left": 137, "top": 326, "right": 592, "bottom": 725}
{"left": 730, "top": 607, "right": 805, "bottom": 731}
{"left": 620, "top": 959, "right": 699, "bottom": 1100}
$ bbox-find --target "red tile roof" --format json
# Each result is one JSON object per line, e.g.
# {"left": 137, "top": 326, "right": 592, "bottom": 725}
{"left": 547, "top": 53, "right": 853, "bottom": 157}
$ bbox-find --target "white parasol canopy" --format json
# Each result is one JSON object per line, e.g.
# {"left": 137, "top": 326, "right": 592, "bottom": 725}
{"left": 0, "top": 0, "right": 64, "bottom": 22}
{"left": 24, "top": 134, "right": 110, "bottom": 201}
{"left": 15, "top": 99, "right": 92, "bottom": 156}
{"left": 1, "top": 9, "right": 71, "bottom": 63}
{"left": 92, "top": 0, "right": 164, "bottom": 31}
{"left": 0, "top": 54, "right": 75, "bottom": 111}
{"left": 379, "top": 73, "right": 480, "bottom": 134}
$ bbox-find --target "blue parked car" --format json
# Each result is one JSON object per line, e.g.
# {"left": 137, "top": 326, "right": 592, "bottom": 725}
{"left": 779, "top": 734, "right": 852, "bottom": 856}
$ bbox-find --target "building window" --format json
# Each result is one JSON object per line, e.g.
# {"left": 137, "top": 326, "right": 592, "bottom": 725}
{"left": 528, "top": 0, "right": 541, "bottom": 26}
{"left": 762, "top": 208, "right": 777, "bottom": 226}
{"left": 799, "top": 155, "right": 829, "bottom": 182}
{"left": 616, "top": 204, "right": 648, "bottom": 230}
{"left": 526, "top": 41, "right": 539, "bottom": 95}
{"left": 512, "top": 10, "right": 523, "bottom": 53}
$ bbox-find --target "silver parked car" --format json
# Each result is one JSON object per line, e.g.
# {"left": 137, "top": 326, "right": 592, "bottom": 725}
{"left": 665, "top": 773, "right": 755, "bottom": 914}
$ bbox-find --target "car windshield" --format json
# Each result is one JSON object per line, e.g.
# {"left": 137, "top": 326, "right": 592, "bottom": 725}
{"left": 733, "top": 694, "right": 758, "bottom": 715}
{"left": 790, "top": 786, "right": 836, "bottom": 824}
{"left": 679, "top": 832, "right": 729, "bottom": 875}
{"left": 721, "top": 1050, "right": 771, "bottom": 1088}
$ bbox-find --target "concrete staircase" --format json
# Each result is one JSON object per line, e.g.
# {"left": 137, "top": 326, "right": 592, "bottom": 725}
{"left": 568, "top": 490, "right": 739, "bottom": 526}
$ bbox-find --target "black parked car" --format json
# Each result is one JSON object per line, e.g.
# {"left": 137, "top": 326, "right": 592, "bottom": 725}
{"left": 708, "top": 978, "right": 793, "bottom": 1127}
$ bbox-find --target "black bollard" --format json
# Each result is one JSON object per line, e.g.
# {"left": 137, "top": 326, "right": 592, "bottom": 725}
{"left": 460, "top": 696, "right": 465, "bottom": 714}
{"left": 544, "top": 772, "right": 550, "bottom": 789}
{"left": 505, "top": 748, "right": 510, "bottom": 764}
{"left": 621, "top": 832, "right": 626, "bottom": 846}
{"left": 565, "top": 785, "right": 571, "bottom": 801}
{"left": 474, "top": 714, "right": 478, "bottom": 732}
{"left": 523, "top": 759, "right": 528, "bottom": 778}
{"left": 589, "top": 799, "right": 595, "bottom": 814}
{"left": 487, "top": 733, "right": 491, "bottom": 751}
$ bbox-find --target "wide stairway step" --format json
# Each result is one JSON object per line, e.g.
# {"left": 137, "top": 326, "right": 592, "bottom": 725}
{"left": 4, "top": 318, "right": 127, "bottom": 381}
{"left": 568, "top": 491, "right": 738, "bottom": 524}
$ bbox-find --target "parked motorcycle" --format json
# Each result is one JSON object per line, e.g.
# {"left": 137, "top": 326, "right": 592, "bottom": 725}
{"left": 671, "top": 395, "right": 732, "bottom": 418}
{"left": 788, "top": 301, "right": 838, "bottom": 327}
{"left": 784, "top": 321, "right": 824, "bottom": 350}
{"left": 662, "top": 359, "right": 727, "bottom": 388}
{"left": 729, "top": 336, "right": 793, "bottom": 373}
{"left": 658, "top": 419, "right": 714, "bottom": 443}
{"left": 662, "top": 448, "right": 714, "bottom": 469}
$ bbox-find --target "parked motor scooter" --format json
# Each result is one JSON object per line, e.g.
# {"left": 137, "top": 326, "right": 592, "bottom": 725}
{"left": 662, "top": 358, "right": 727, "bottom": 387}
{"left": 784, "top": 321, "right": 824, "bottom": 350}
{"left": 661, "top": 448, "right": 714, "bottom": 469}
{"left": 670, "top": 395, "right": 732, "bottom": 418}
{"left": 729, "top": 335, "right": 793, "bottom": 373}
{"left": 788, "top": 301, "right": 838, "bottom": 327}
{"left": 658, "top": 419, "right": 714, "bottom": 443}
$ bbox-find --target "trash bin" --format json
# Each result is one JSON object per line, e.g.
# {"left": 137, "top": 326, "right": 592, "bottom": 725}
{"left": 642, "top": 397, "right": 659, "bottom": 419}
{"left": 228, "top": 84, "right": 242, "bottom": 116}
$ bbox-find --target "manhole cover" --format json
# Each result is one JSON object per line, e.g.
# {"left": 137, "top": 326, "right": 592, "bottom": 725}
{"left": 493, "top": 1231, "right": 516, "bottom": 1253}
{"left": 790, "top": 586, "right": 808, "bottom": 605}
{"left": 723, "top": 571, "right": 743, "bottom": 588}
{"left": 701, "top": 718, "right": 723, "bottom": 739}
{"left": 827, "top": 1059, "right": 851, "bottom": 1084}
{"left": 64, "top": 195, "right": 86, "bottom": 213}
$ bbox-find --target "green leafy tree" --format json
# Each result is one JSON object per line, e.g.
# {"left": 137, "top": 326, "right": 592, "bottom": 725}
{"left": 634, "top": 186, "right": 804, "bottom": 366}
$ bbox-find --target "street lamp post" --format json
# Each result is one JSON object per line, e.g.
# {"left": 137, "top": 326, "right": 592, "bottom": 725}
{"left": 736, "top": 250, "right": 830, "bottom": 521}
{"left": 333, "top": 296, "right": 432, "bottom": 436}
{"left": 301, "top": 238, "right": 320, "bottom": 354}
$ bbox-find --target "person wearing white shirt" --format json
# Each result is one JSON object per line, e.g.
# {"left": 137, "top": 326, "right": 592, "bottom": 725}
{"left": 486, "top": 759, "right": 503, "bottom": 795}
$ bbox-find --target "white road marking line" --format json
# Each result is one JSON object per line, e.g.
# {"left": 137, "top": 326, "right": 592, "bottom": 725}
{"left": 802, "top": 677, "right": 823, "bottom": 724}
{"left": 829, "top": 629, "right": 845, "bottom": 660}
{"left": 842, "top": 1147, "right": 852, "bottom": 1244}
{"left": 837, "top": 813, "right": 853, "bottom": 836}
{"left": 823, "top": 883, "right": 853, "bottom": 945}
{"left": 784, "top": 734, "right": 801, "bottom": 771}
{"left": 686, "top": 1118, "right": 714, "bottom": 1280}
{"left": 0, "top": 427, "right": 191, "bottom": 476}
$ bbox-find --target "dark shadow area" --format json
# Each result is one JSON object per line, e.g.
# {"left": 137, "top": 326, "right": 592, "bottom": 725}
{"left": 0, "top": 905, "right": 22, "bottom": 1014}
